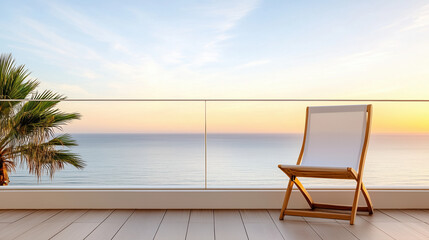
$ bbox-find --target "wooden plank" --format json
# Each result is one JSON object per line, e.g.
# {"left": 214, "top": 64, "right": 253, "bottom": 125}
{"left": 339, "top": 216, "right": 394, "bottom": 240}
{"left": 402, "top": 210, "right": 429, "bottom": 223}
{"left": 0, "top": 210, "right": 60, "bottom": 240}
{"left": 14, "top": 210, "right": 87, "bottom": 240}
{"left": 74, "top": 209, "right": 113, "bottom": 223}
{"left": 214, "top": 210, "right": 247, "bottom": 240}
{"left": 0, "top": 223, "right": 10, "bottom": 231}
{"left": 186, "top": 210, "right": 214, "bottom": 240}
{"left": 400, "top": 222, "right": 429, "bottom": 238}
{"left": 359, "top": 210, "right": 399, "bottom": 222}
{"left": 359, "top": 210, "right": 428, "bottom": 240}
{"left": 366, "top": 221, "right": 427, "bottom": 240}
{"left": 2, "top": 209, "right": 429, "bottom": 240}
{"left": 0, "top": 210, "right": 34, "bottom": 223}
{"left": 51, "top": 222, "right": 99, "bottom": 240}
{"left": 154, "top": 210, "right": 190, "bottom": 240}
{"left": 304, "top": 216, "right": 358, "bottom": 240}
{"left": 86, "top": 210, "right": 134, "bottom": 240}
{"left": 113, "top": 210, "right": 165, "bottom": 240}
{"left": 381, "top": 210, "right": 429, "bottom": 238}
{"left": 306, "top": 221, "right": 358, "bottom": 240}
{"left": 380, "top": 210, "right": 422, "bottom": 222}
{"left": 240, "top": 210, "right": 284, "bottom": 240}
{"left": 50, "top": 210, "right": 113, "bottom": 240}
{"left": 268, "top": 210, "right": 321, "bottom": 240}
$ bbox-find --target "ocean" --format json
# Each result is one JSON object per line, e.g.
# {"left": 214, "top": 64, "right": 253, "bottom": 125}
{"left": 8, "top": 133, "right": 429, "bottom": 187}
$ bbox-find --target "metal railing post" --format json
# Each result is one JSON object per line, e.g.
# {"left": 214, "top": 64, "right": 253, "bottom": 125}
{"left": 204, "top": 100, "right": 208, "bottom": 189}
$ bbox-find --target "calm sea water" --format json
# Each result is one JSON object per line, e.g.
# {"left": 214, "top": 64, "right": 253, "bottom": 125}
{"left": 8, "top": 134, "right": 429, "bottom": 187}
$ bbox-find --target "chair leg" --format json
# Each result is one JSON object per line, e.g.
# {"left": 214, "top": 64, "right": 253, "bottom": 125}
{"left": 361, "top": 183, "right": 374, "bottom": 215}
{"left": 279, "top": 179, "right": 294, "bottom": 220}
{"left": 293, "top": 178, "right": 314, "bottom": 208}
{"left": 350, "top": 180, "right": 362, "bottom": 225}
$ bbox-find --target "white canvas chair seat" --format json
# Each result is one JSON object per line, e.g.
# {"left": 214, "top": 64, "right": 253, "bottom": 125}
{"left": 278, "top": 104, "right": 373, "bottom": 225}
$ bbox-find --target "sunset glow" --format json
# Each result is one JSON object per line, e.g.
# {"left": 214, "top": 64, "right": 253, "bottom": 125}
{"left": 2, "top": 1, "right": 429, "bottom": 133}
{"left": 59, "top": 101, "right": 429, "bottom": 134}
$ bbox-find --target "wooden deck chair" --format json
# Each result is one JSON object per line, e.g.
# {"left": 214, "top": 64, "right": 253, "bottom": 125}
{"left": 278, "top": 104, "right": 373, "bottom": 225}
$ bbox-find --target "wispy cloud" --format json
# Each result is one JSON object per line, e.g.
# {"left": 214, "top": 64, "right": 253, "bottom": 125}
{"left": 382, "top": 3, "right": 429, "bottom": 33}
{"left": 191, "top": 0, "right": 260, "bottom": 65}
{"left": 44, "top": 1, "right": 132, "bottom": 55}
{"left": 4, "top": 0, "right": 428, "bottom": 101}
{"left": 402, "top": 4, "right": 429, "bottom": 31}
{"left": 5, "top": 16, "right": 102, "bottom": 63}
{"left": 202, "top": 0, "right": 260, "bottom": 32}
{"left": 49, "top": 83, "right": 91, "bottom": 97}
{"left": 236, "top": 59, "right": 271, "bottom": 69}
{"left": 1, "top": 15, "right": 107, "bottom": 96}
{"left": 127, "top": 0, "right": 260, "bottom": 66}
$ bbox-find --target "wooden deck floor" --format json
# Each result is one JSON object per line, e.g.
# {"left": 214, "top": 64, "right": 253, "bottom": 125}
{"left": 0, "top": 209, "right": 428, "bottom": 240}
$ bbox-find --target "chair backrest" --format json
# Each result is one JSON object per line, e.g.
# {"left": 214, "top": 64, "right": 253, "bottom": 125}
{"left": 299, "top": 105, "right": 371, "bottom": 172}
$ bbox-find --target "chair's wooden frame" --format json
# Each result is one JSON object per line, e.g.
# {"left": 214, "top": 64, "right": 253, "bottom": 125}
{"left": 278, "top": 105, "right": 373, "bottom": 225}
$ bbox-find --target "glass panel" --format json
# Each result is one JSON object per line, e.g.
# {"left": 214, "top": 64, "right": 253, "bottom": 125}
{"left": 8, "top": 101, "right": 205, "bottom": 188}
{"left": 207, "top": 101, "right": 429, "bottom": 188}
{"left": 207, "top": 102, "right": 305, "bottom": 188}
{"left": 4, "top": 100, "right": 429, "bottom": 188}
{"left": 365, "top": 102, "right": 429, "bottom": 187}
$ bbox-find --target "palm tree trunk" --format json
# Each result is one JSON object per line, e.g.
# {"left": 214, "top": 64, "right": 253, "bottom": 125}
{"left": 0, "top": 160, "right": 9, "bottom": 186}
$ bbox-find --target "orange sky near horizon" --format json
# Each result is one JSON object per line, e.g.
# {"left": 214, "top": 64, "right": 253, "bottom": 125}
{"left": 59, "top": 101, "right": 429, "bottom": 134}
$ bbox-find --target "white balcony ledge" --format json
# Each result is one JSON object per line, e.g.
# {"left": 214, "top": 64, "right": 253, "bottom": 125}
{"left": 1, "top": 187, "right": 428, "bottom": 209}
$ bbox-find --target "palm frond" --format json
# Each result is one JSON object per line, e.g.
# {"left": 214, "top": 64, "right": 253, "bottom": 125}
{"left": 15, "top": 142, "right": 85, "bottom": 179}
{"left": 6, "top": 134, "right": 78, "bottom": 157}
{"left": 3, "top": 90, "right": 80, "bottom": 147}
{"left": 0, "top": 53, "right": 39, "bottom": 111}
{"left": 0, "top": 54, "right": 84, "bottom": 183}
{"left": 43, "top": 134, "right": 78, "bottom": 147}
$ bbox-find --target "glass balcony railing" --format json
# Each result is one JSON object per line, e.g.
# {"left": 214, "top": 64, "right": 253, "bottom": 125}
{"left": 2, "top": 99, "right": 429, "bottom": 189}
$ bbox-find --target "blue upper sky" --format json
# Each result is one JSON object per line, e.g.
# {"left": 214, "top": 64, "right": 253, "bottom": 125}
{"left": 1, "top": 0, "right": 428, "bottom": 99}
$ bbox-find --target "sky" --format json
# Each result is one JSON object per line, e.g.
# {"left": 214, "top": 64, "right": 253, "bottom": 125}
{"left": 1, "top": 0, "right": 429, "bottom": 133}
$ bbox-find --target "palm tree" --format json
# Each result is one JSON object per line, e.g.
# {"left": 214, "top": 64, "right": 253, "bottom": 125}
{"left": 0, "top": 54, "right": 85, "bottom": 186}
